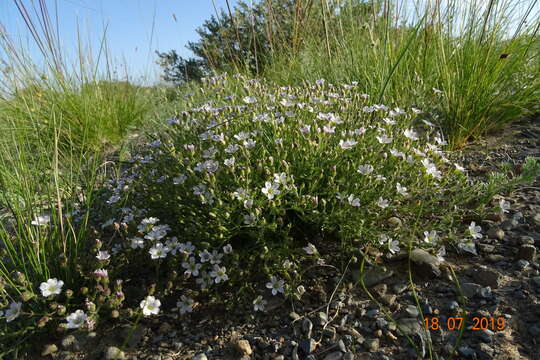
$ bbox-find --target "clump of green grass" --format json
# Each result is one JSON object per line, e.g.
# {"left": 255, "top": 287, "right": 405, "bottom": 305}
{"left": 259, "top": 0, "right": 540, "bottom": 148}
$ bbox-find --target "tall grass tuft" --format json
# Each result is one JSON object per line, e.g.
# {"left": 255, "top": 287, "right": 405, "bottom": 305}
{"left": 258, "top": 0, "right": 540, "bottom": 148}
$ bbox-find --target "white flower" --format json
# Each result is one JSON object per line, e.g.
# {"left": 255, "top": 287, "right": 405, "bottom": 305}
{"left": 300, "top": 125, "right": 311, "bottom": 134}
{"left": 149, "top": 242, "right": 169, "bottom": 259}
{"left": 434, "top": 135, "right": 447, "bottom": 146}
{"left": 243, "top": 96, "right": 257, "bottom": 104}
{"left": 379, "top": 234, "right": 390, "bottom": 245}
{"left": 243, "top": 139, "right": 256, "bottom": 148}
{"left": 39, "top": 278, "right": 64, "bottom": 297}
{"left": 296, "top": 285, "right": 306, "bottom": 296}
{"left": 347, "top": 194, "right": 361, "bottom": 207}
{"left": 454, "top": 163, "right": 466, "bottom": 172}
{"left": 177, "top": 295, "right": 194, "bottom": 314}
{"left": 5, "top": 302, "right": 22, "bottom": 322}
{"left": 282, "top": 260, "right": 293, "bottom": 269}
{"left": 404, "top": 128, "right": 419, "bottom": 141}
{"left": 339, "top": 139, "right": 357, "bottom": 150}
{"left": 31, "top": 215, "right": 50, "bottom": 226}
{"left": 209, "top": 250, "right": 223, "bottom": 265}
{"left": 468, "top": 222, "right": 482, "bottom": 239}
{"left": 96, "top": 251, "right": 110, "bottom": 261}
{"left": 66, "top": 309, "right": 87, "bottom": 329}
{"left": 209, "top": 265, "right": 229, "bottom": 283}
{"left": 423, "top": 230, "right": 439, "bottom": 243}
{"left": 223, "top": 244, "right": 233, "bottom": 254}
{"left": 179, "top": 241, "right": 195, "bottom": 255}
{"left": 323, "top": 125, "right": 336, "bottom": 134}
{"left": 253, "top": 295, "right": 267, "bottom": 312}
{"left": 138, "top": 217, "right": 159, "bottom": 232}
{"left": 196, "top": 271, "right": 212, "bottom": 289}
{"left": 396, "top": 183, "right": 409, "bottom": 196}
{"left": 130, "top": 237, "right": 145, "bottom": 249}
{"left": 377, "top": 197, "right": 390, "bottom": 209}
{"left": 262, "top": 181, "right": 280, "bottom": 200}
{"left": 388, "top": 239, "right": 400, "bottom": 254}
{"left": 266, "top": 276, "right": 285, "bottom": 295}
{"left": 376, "top": 134, "right": 393, "bottom": 144}
{"left": 140, "top": 296, "right": 161, "bottom": 316}
{"left": 357, "top": 164, "right": 374, "bottom": 175}
{"left": 182, "top": 257, "right": 202, "bottom": 276}
{"left": 303, "top": 243, "right": 318, "bottom": 255}
{"left": 173, "top": 175, "right": 187, "bottom": 185}
{"left": 165, "top": 238, "right": 181, "bottom": 254}
{"left": 498, "top": 199, "right": 510, "bottom": 214}
{"left": 421, "top": 159, "right": 442, "bottom": 179}
{"left": 432, "top": 87, "right": 443, "bottom": 94}
{"left": 224, "top": 157, "right": 235, "bottom": 167}
{"left": 411, "top": 107, "right": 422, "bottom": 114}
{"left": 273, "top": 172, "right": 288, "bottom": 186}
{"left": 199, "top": 249, "right": 211, "bottom": 262}
{"left": 225, "top": 144, "right": 240, "bottom": 153}
{"left": 382, "top": 117, "right": 396, "bottom": 125}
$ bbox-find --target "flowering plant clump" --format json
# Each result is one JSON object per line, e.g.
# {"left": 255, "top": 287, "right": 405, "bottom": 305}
{"left": 2, "top": 74, "right": 537, "bottom": 347}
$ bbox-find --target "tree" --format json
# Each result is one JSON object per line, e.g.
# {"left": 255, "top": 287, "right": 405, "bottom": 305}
{"left": 155, "top": 50, "right": 207, "bottom": 85}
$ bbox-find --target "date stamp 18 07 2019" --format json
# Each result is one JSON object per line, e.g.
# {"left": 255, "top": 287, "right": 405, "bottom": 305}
{"left": 423, "top": 316, "right": 506, "bottom": 331}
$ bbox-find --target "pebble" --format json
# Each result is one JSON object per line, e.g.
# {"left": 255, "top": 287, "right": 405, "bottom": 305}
{"left": 477, "top": 343, "right": 495, "bottom": 359}
{"left": 518, "top": 244, "right": 536, "bottom": 261}
{"left": 299, "top": 338, "right": 317, "bottom": 355}
{"left": 105, "top": 346, "right": 126, "bottom": 360}
{"left": 190, "top": 354, "right": 207, "bottom": 360}
{"left": 405, "top": 305, "right": 419, "bottom": 318}
{"left": 532, "top": 276, "right": 540, "bottom": 288}
{"left": 478, "top": 243, "right": 495, "bottom": 253}
{"left": 501, "top": 219, "right": 519, "bottom": 230}
{"left": 461, "top": 282, "right": 482, "bottom": 298}
{"left": 343, "top": 353, "right": 354, "bottom": 360}
{"left": 337, "top": 339, "right": 347, "bottom": 352}
{"left": 364, "top": 338, "right": 379, "bottom": 352}
{"left": 380, "top": 294, "right": 396, "bottom": 306}
{"left": 519, "top": 236, "right": 535, "bottom": 245}
{"left": 360, "top": 266, "right": 394, "bottom": 287}
{"left": 396, "top": 318, "right": 422, "bottom": 335}
{"left": 476, "top": 329, "right": 494, "bottom": 343}
{"left": 392, "top": 283, "right": 408, "bottom": 294}
{"left": 532, "top": 214, "right": 540, "bottom": 226}
{"left": 487, "top": 227, "right": 505, "bottom": 240}
{"left": 289, "top": 312, "right": 301, "bottom": 321}
{"left": 324, "top": 351, "right": 343, "bottom": 360}
{"left": 235, "top": 339, "right": 252, "bottom": 356}
{"left": 472, "top": 267, "right": 502, "bottom": 288}
{"left": 458, "top": 346, "right": 475, "bottom": 358}
{"left": 486, "top": 254, "right": 505, "bottom": 263}
{"left": 410, "top": 249, "right": 442, "bottom": 277}
{"left": 317, "top": 312, "right": 329, "bottom": 326}
{"left": 41, "top": 344, "right": 58, "bottom": 356}
{"left": 517, "top": 259, "right": 530, "bottom": 270}
{"left": 387, "top": 217, "right": 402, "bottom": 228}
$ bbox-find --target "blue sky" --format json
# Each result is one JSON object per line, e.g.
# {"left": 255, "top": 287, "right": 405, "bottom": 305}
{"left": 0, "top": 0, "right": 239, "bottom": 83}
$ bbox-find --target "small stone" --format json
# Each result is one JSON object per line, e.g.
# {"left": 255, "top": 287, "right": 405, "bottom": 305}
{"left": 317, "top": 312, "right": 329, "bottom": 326}
{"left": 532, "top": 276, "right": 540, "bottom": 288}
{"left": 397, "top": 318, "right": 422, "bottom": 335}
{"left": 478, "top": 244, "right": 495, "bottom": 253}
{"left": 380, "top": 294, "right": 396, "bottom": 306}
{"left": 235, "top": 339, "right": 253, "bottom": 356}
{"left": 449, "top": 301, "right": 459, "bottom": 310}
{"left": 410, "top": 249, "right": 442, "bottom": 277}
{"left": 158, "top": 322, "right": 172, "bottom": 334}
{"left": 292, "top": 345, "right": 299, "bottom": 360}
{"left": 472, "top": 267, "right": 501, "bottom": 288}
{"left": 299, "top": 338, "right": 317, "bottom": 355}
{"left": 458, "top": 346, "right": 475, "bottom": 358}
{"left": 519, "top": 236, "right": 535, "bottom": 245}
{"left": 337, "top": 339, "right": 347, "bottom": 352}
{"left": 289, "top": 312, "right": 301, "bottom": 321}
{"left": 486, "top": 254, "right": 505, "bottom": 263}
{"left": 518, "top": 244, "right": 536, "bottom": 261}
{"left": 405, "top": 305, "right": 419, "bottom": 318}
{"left": 460, "top": 282, "right": 482, "bottom": 298}
{"left": 346, "top": 328, "right": 365, "bottom": 344}
{"left": 364, "top": 338, "right": 379, "bottom": 352}
{"left": 373, "top": 284, "right": 387, "bottom": 296}
{"left": 41, "top": 344, "right": 58, "bottom": 356}
{"left": 302, "top": 318, "right": 313, "bottom": 337}
{"left": 501, "top": 219, "right": 519, "bottom": 230}
{"left": 476, "top": 329, "right": 494, "bottom": 343}
{"left": 529, "top": 325, "right": 540, "bottom": 336}
{"left": 360, "top": 266, "right": 394, "bottom": 287}
{"left": 517, "top": 259, "right": 530, "bottom": 270}
{"left": 392, "top": 283, "right": 408, "bottom": 294}
{"left": 324, "top": 351, "right": 344, "bottom": 360}
{"left": 477, "top": 343, "right": 494, "bottom": 359}
{"left": 105, "top": 346, "right": 126, "bottom": 360}
{"left": 478, "top": 286, "right": 492, "bottom": 299}
{"left": 532, "top": 214, "right": 540, "bottom": 226}
{"left": 61, "top": 335, "right": 77, "bottom": 349}
{"left": 323, "top": 326, "right": 337, "bottom": 339}
{"left": 487, "top": 228, "right": 505, "bottom": 240}
{"left": 343, "top": 353, "right": 354, "bottom": 360}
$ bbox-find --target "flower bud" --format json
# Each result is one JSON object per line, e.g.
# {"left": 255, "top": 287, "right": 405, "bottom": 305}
{"left": 111, "top": 310, "right": 120, "bottom": 318}
{"left": 65, "top": 289, "right": 73, "bottom": 298}
{"left": 37, "top": 316, "right": 50, "bottom": 328}
{"left": 21, "top": 292, "right": 33, "bottom": 302}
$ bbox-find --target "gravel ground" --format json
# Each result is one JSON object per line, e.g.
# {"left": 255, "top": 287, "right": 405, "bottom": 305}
{"left": 40, "top": 116, "right": 540, "bottom": 360}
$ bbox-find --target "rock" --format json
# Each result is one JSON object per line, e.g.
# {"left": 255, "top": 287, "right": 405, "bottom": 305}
{"left": 317, "top": 312, "right": 329, "bottom": 326}
{"left": 478, "top": 286, "right": 492, "bottom": 299}
{"left": 324, "top": 351, "right": 344, "bottom": 360}
{"left": 289, "top": 312, "right": 301, "bottom": 321}
{"left": 460, "top": 282, "right": 482, "bottom": 298}
{"left": 323, "top": 326, "right": 337, "bottom": 339}
{"left": 532, "top": 276, "right": 540, "bottom": 288}
{"left": 235, "top": 339, "right": 253, "bottom": 356}
{"left": 458, "top": 346, "right": 475, "bottom": 358}
{"left": 61, "top": 335, "right": 78, "bottom": 350}
{"left": 477, "top": 343, "right": 495, "bottom": 360}
{"left": 373, "top": 284, "right": 387, "bottom": 296}
{"left": 410, "top": 249, "right": 442, "bottom": 277}
{"left": 501, "top": 219, "right": 519, "bottom": 230}
{"left": 360, "top": 266, "right": 394, "bottom": 287}
{"left": 292, "top": 345, "right": 299, "bottom": 360}
{"left": 449, "top": 301, "right": 459, "bottom": 310}
{"left": 518, "top": 244, "right": 536, "bottom": 261}
{"left": 517, "top": 259, "right": 530, "bottom": 270}
{"left": 299, "top": 338, "right": 317, "bottom": 355}
{"left": 529, "top": 325, "right": 540, "bottom": 336}
{"left": 405, "top": 305, "right": 419, "bottom": 318}
{"left": 158, "top": 322, "right": 172, "bottom": 334}
{"left": 337, "top": 339, "right": 347, "bottom": 352}
{"left": 346, "top": 328, "right": 365, "bottom": 344}
{"left": 380, "top": 294, "right": 396, "bottom": 306}
{"left": 472, "top": 267, "right": 501, "bottom": 288}
{"left": 364, "top": 338, "right": 379, "bottom": 352}
{"left": 191, "top": 354, "right": 208, "bottom": 360}
{"left": 392, "top": 283, "right": 408, "bottom": 294}
{"left": 476, "top": 329, "right": 494, "bottom": 343}
{"left": 532, "top": 214, "right": 540, "bottom": 226}
{"left": 487, "top": 228, "right": 505, "bottom": 240}
{"left": 397, "top": 318, "right": 422, "bottom": 336}
{"left": 519, "top": 236, "right": 535, "bottom": 245}
{"left": 343, "top": 353, "right": 355, "bottom": 360}
{"left": 41, "top": 344, "right": 58, "bottom": 356}
{"left": 105, "top": 346, "right": 126, "bottom": 360}
{"left": 478, "top": 244, "right": 495, "bottom": 253}
{"left": 302, "top": 318, "right": 313, "bottom": 337}
{"left": 486, "top": 254, "right": 505, "bottom": 263}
